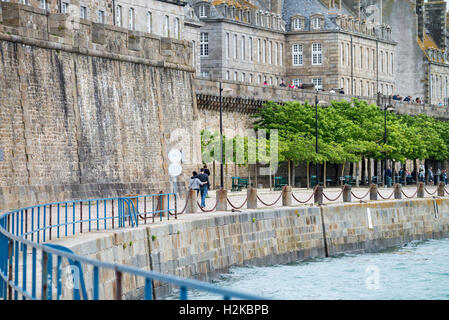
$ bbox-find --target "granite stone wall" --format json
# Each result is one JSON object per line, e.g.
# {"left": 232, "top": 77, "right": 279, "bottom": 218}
{"left": 0, "top": 3, "right": 199, "bottom": 211}
{"left": 53, "top": 198, "right": 449, "bottom": 299}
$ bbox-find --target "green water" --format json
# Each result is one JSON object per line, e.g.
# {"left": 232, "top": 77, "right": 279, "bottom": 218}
{"left": 172, "top": 238, "right": 449, "bottom": 300}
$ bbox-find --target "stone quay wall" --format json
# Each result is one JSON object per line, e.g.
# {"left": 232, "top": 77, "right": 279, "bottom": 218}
{"left": 0, "top": 3, "right": 200, "bottom": 211}
{"left": 53, "top": 197, "right": 449, "bottom": 299}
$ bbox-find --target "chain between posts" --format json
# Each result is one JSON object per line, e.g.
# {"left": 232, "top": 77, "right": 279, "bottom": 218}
{"left": 424, "top": 187, "right": 438, "bottom": 195}
{"left": 322, "top": 189, "right": 344, "bottom": 202}
{"left": 350, "top": 189, "right": 371, "bottom": 200}
{"left": 292, "top": 186, "right": 318, "bottom": 204}
{"left": 168, "top": 192, "right": 190, "bottom": 216}
{"left": 197, "top": 197, "right": 219, "bottom": 212}
{"left": 401, "top": 187, "right": 419, "bottom": 199}
{"left": 377, "top": 189, "right": 395, "bottom": 200}
{"left": 227, "top": 198, "right": 248, "bottom": 210}
{"left": 256, "top": 193, "right": 283, "bottom": 207}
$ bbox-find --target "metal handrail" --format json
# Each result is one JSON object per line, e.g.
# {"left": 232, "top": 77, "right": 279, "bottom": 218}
{"left": 0, "top": 226, "right": 266, "bottom": 300}
{"left": 0, "top": 193, "right": 266, "bottom": 300}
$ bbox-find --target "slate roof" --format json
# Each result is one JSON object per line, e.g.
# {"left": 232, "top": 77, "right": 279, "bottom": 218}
{"left": 282, "top": 0, "right": 355, "bottom": 32}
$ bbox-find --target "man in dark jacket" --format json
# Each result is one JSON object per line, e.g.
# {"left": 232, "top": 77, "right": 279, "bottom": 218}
{"left": 196, "top": 168, "right": 210, "bottom": 208}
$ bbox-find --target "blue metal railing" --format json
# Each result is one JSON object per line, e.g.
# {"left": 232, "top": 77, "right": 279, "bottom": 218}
{"left": 0, "top": 194, "right": 265, "bottom": 300}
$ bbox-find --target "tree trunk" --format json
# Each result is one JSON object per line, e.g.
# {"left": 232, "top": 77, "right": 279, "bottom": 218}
{"left": 269, "top": 165, "right": 272, "bottom": 191}
{"left": 323, "top": 161, "right": 327, "bottom": 188}
{"left": 361, "top": 157, "right": 366, "bottom": 185}
{"left": 392, "top": 160, "right": 396, "bottom": 184}
{"left": 341, "top": 162, "right": 345, "bottom": 186}
{"left": 212, "top": 161, "right": 216, "bottom": 190}
{"left": 306, "top": 161, "right": 310, "bottom": 189}
{"left": 255, "top": 162, "right": 258, "bottom": 188}
{"left": 425, "top": 159, "right": 429, "bottom": 185}
{"left": 368, "top": 158, "right": 372, "bottom": 185}
{"left": 413, "top": 159, "right": 419, "bottom": 184}
{"left": 292, "top": 162, "right": 296, "bottom": 187}
{"left": 248, "top": 164, "right": 251, "bottom": 187}
{"left": 288, "top": 160, "right": 291, "bottom": 186}
{"left": 356, "top": 162, "right": 360, "bottom": 187}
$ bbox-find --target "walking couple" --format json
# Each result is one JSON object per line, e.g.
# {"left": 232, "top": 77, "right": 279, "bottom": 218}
{"left": 188, "top": 165, "right": 210, "bottom": 208}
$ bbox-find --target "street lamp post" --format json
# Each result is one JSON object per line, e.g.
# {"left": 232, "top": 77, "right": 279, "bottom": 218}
{"left": 219, "top": 82, "right": 232, "bottom": 189}
{"left": 219, "top": 82, "right": 224, "bottom": 189}
{"left": 315, "top": 93, "right": 319, "bottom": 186}
{"left": 383, "top": 102, "right": 395, "bottom": 187}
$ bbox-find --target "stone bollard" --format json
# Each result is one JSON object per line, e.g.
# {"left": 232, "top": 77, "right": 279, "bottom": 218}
{"left": 370, "top": 184, "right": 378, "bottom": 201}
{"left": 216, "top": 188, "right": 228, "bottom": 211}
{"left": 314, "top": 185, "right": 323, "bottom": 205}
{"left": 437, "top": 182, "right": 445, "bottom": 197}
{"left": 394, "top": 184, "right": 402, "bottom": 199}
{"left": 186, "top": 189, "right": 197, "bottom": 214}
{"left": 282, "top": 185, "right": 292, "bottom": 206}
{"left": 417, "top": 182, "right": 425, "bottom": 198}
{"left": 343, "top": 184, "right": 351, "bottom": 202}
{"left": 247, "top": 187, "right": 258, "bottom": 209}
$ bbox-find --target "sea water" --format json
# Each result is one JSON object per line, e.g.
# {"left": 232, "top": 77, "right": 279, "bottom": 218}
{"left": 165, "top": 238, "right": 449, "bottom": 300}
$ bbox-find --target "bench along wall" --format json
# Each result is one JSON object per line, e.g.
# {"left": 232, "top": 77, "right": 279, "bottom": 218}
{"left": 53, "top": 198, "right": 449, "bottom": 299}
{"left": 0, "top": 3, "right": 201, "bottom": 211}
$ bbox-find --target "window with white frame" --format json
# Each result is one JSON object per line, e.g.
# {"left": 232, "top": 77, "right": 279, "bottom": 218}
{"left": 97, "top": 10, "right": 105, "bottom": 24}
{"left": 129, "top": 8, "right": 134, "bottom": 31}
{"left": 233, "top": 34, "right": 238, "bottom": 59}
{"left": 61, "top": 2, "right": 69, "bottom": 14}
{"left": 256, "top": 13, "right": 259, "bottom": 25}
{"left": 241, "top": 36, "right": 245, "bottom": 61}
{"left": 312, "top": 78, "right": 323, "bottom": 90}
{"left": 234, "top": 72, "right": 237, "bottom": 81}
{"left": 293, "top": 18, "right": 301, "bottom": 30}
{"left": 341, "top": 43, "right": 344, "bottom": 65}
{"left": 175, "top": 18, "right": 180, "bottom": 39}
{"left": 164, "top": 16, "right": 169, "bottom": 37}
{"left": 249, "top": 37, "right": 253, "bottom": 61}
{"left": 313, "top": 17, "right": 321, "bottom": 29}
{"left": 360, "top": 46, "right": 363, "bottom": 69}
{"left": 192, "top": 40, "right": 196, "bottom": 67}
{"left": 249, "top": 74, "right": 253, "bottom": 83}
{"left": 226, "top": 33, "right": 230, "bottom": 58}
{"left": 116, "top": 5, "right": 122, "bottom": 27}
{"left": 269, "top": 77, "right": 273, "bottom": 85}
{"left": 292, "top": 44, "right": 303, "bottom": 66}
{"left": 391, "top": 52, "right": 394, "bottom": 74}
{"left": 366, "top": 48, "right": 369, "bottom": 69}
{"left": 312, "top": 43, "right": 322, "bottom": 65}
{"left": 293, "top": 79, "right": 302, "bottom": 87}
{"left": 200, "top": 32, "right": 208, "bottom": 56}
{"left": 80, "top": 6, "right": 87, "bottom": 19}
{"left": 201, "top": 71, "right": 209, "bottom": 78}
{"left": 226, "top": 71, "right": 230, "bottom": 80}
{"left": 262, "top": 40, "right": 266, "bottom": 63}
{"left": 199, "top": 5, "right": 207, "bottom": 18}
{"left": 40, "top": 0, "right": 47, "bottom": 10}
{"left": 258, "top": 75, "right": 261, "bottom": 84}
{"left": 280, "top": 44, "right": 283, "bottom": 66}
{"left": 274, "top": 42, "right": 278, "bottom": 65}
{"left": 268, "top": 41, "right": 272, "bottom": 64}
{"left": 146, "top": 12, "right": 152, "bottom": 33}
{"left": 380, "top": 50, "right": 384, "bottom": 72}
{"left": 257, "top": 39, "right": 261, "bottom": 62}
{"left": 241, "top": 73, "right": 245, "bottom": 82}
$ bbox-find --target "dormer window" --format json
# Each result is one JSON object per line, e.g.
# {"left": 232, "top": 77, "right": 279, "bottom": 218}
{"left": 293, "top": 18, "right": 302, "bottom": 30}
{"left": 199, "top": 4, "right": 207, "bottom": 18}
{"left": 313, "top": 17, "right": 322, "bottom": 29}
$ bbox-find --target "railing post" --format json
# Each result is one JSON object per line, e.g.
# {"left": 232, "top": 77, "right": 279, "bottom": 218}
{"left": 216, "top": 189, "right": 228, "bottom": 211}
{"left": 343, "top": 184, "right": 351, "bottom": 202}
{"left": 394, "top": 183, "right": 402, "bottom": 199}
{"left": 186, "top": 190, "right": 197, "bottom": 214}
{"left": 314, "top": 185, "right": 323, "bottom": 205}
{"left": 282, "top": 185, "right": 292, "bottom": 206}
{"left": 437, "top": 181, "right": 445, "bottom": 197}
{"left": 370, "top": 184, "right": 378, "bottom": 201}
{"left": 417, "top": 182, "right": 425, "bottom": 198}
{"left": 247, "top": 188, "right": 257, "bottom": 209}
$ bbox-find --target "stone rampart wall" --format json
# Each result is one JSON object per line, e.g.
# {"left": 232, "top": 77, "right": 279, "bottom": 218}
{"left": 0, "top": 3, "right": 199, "bottom": 211}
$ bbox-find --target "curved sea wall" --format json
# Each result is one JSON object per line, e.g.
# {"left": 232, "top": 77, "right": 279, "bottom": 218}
{"left": 51, "top": 198, "right": 449, "bottom": 299}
